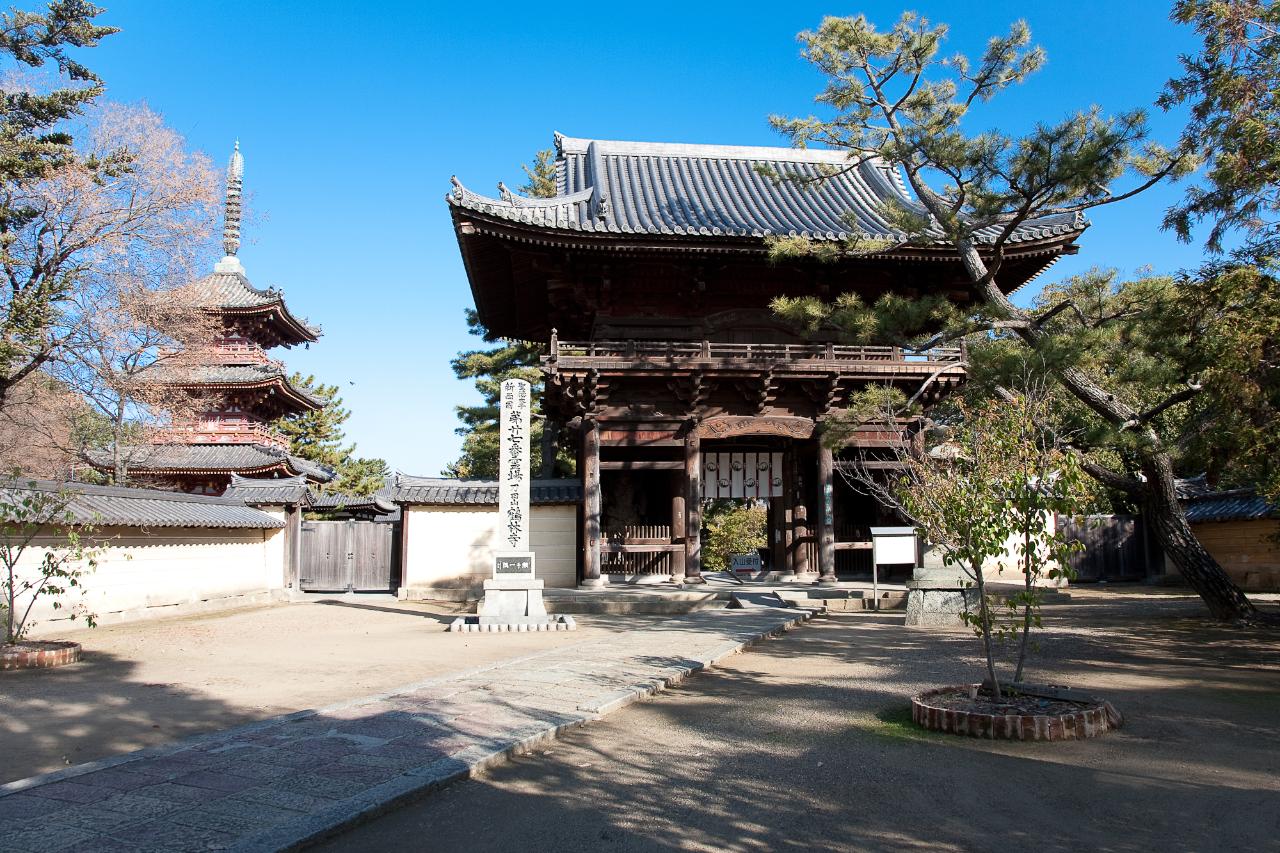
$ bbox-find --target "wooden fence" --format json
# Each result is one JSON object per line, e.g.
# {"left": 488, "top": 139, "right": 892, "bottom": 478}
{"left": 1059, "top": 515, "right": 1157, "bottom": 582}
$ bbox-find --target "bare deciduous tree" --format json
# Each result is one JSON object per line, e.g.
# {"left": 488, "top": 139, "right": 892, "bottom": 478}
{"left": 0, "top": 103, "right": 220, "bottom": 479}
{"left": 0, "top": 102, "right": 218, "bottom": 413}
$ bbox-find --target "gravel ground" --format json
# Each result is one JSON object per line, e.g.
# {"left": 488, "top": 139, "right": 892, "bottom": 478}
{"left": 318, "top": 593, "right": 1280, "bottom": 853}
{"left": 0, "top": 598, "right": 660, "bottom": 783}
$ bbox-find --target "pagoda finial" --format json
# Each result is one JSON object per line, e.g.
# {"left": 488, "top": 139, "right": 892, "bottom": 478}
{"left": 215, "top": 141, "right": 245, "bottom": 274}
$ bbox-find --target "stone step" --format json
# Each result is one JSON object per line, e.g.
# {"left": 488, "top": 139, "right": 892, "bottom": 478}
{"left": 543, "top": 590, "right": 726, "bottom": 615}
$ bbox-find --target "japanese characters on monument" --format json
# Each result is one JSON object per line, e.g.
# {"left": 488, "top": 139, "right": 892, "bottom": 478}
{"left": 497, "top": 379, "right": 532, "bottom": 573}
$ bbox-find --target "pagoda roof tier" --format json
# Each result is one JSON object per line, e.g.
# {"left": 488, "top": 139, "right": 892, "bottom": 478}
{"left": 447, "top": 134, "right": 1086, "bottom": 341}
{"left": 154, "top": 363, "right": 325, "bottom": 415}
{"left": 86, "top": 444, "right": 334, "bottom": 483}
{"left": 191, "top": 269, "right": 320, "bottom": 348}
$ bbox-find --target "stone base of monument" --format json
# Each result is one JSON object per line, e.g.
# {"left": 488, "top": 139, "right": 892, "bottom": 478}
{"left": 904, "top": 580, "right": 980, "bottom": 627}
{"left": 448, "top": 578, "right": 577, "bottom": 632}
{"left": 449, "top": 614, "right": 576, "bottom": 633}
{"left": 904, "top": 546, "right": 978, "bottom": 628}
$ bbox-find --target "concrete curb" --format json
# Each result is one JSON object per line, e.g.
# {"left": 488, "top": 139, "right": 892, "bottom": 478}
{"left": 235, "top": 608, "right": 810, "bottom": 852}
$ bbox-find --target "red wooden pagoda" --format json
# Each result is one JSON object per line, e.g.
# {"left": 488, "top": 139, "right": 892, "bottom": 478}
{"left": 90, "top": 144, "right": 332, "bottom": 494}
{"left": 448, "top": 134, "right": 1085, "bottom": 586}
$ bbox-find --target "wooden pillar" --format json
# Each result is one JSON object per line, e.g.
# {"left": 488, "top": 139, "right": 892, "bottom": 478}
{"left": 817, "top": 440, "right": 836, "bottom": 585}
{"left": 581, "top": 420, "right": 604, "bottom": 588}
{"left": 782, "top": 445, "right": 796, "bottom": 578}
{"left": 670, "top": 479, "right": 686, "bottom": 584}
{"left": 540, "top": 417, "right": 559, "bottom": 479}
{"left": 684, "top": 430, "right": 702, "bottom": 582}
{"left": 794, "top": 503, "right": 810, "bottom": 575}
{"left": 769, "top": 496, "right": 786, "bottom": 576}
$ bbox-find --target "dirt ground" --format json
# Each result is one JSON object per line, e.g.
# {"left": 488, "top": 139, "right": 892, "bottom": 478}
{"left": 319, "top": 593, "right": 1280, "bottom": 853}
{"left": 0, "top": 598, "right": 657, "bottom": 783}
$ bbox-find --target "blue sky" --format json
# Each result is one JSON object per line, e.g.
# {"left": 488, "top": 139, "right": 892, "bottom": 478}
{"left": 87, "top": 0, "right": 1204, "bottom": 475}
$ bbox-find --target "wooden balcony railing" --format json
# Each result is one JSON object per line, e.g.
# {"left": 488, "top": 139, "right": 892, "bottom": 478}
{"left": 161, "top": 420, "right": 289, "bottom": 449}
{"left": 548, "top": 337, "right": 962, "bottom": 365}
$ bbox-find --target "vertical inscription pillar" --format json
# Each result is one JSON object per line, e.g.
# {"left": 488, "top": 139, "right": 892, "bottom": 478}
{"left": 817, "top": 440, "right": 837, "bottom": 585}
{"left": 581, "top": 419, "right": 604, "bottom": 588}
{"left": 684, "top": 429, "right": 702, "bottom": 582}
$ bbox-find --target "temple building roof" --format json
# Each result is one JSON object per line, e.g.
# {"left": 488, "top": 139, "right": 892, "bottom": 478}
{"left": 86, "top": 444, "right": 335, "bottom": 483}
{"left": 190, "top": 270, "right": 321, "bottom": 346}
{"left": 153, "top": 363, "right": 325, "bottom": 413}
{"left": 222, "top": 473, "right": 312, "bottom": 505}
{"left": 192, "top": 142, "right": 319, "bottom": 348}
{"left": 382, "top": 473, "right": 582, "bottom": 506}
{"left": 449, "top": 134, "right": 1085, "bottom": 248}
{"left": 0, "top": 479, "right": 285, "bottom": 529}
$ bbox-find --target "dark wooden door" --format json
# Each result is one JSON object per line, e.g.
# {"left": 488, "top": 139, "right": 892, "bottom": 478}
{"left": 1060, "top": 515, "right": 1152, "bottom": 582}
{"left": 300, "top": 520, "right": 395, "bottom": 592}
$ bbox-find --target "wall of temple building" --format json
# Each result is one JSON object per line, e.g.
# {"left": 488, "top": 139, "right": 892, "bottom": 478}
{"left": 20, "top": 524, "right": 288, "bottom": 636}
{"left": 399, "top": 505, "right": 578, "bottom": 595}
{"left": 1180, "top": 519, "right": 1280, "bottom": 591}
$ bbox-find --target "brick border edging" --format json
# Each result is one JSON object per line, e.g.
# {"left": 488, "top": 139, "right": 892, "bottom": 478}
{"left": 0, "top": 641, "right": 81, "bottom": 671}
{"left": 911, "top": 684, "right": 1117, "bottom": 740}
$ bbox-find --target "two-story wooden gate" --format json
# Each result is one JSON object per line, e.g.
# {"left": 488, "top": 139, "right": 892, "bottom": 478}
{"left": 299, "top": 520, "right": 396, "bottom": 592}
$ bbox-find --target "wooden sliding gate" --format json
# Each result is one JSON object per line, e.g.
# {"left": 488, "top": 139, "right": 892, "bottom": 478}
{"left": 299, "top": 520, "right": 396, "bottom": 592}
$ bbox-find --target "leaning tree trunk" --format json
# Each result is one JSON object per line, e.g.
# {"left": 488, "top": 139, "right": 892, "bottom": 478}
{"left": 1140, "top": 450, "right": 1257, "bottom": 623}
{"left": 950, "top": 240, "right": 1259, "bottom": 625}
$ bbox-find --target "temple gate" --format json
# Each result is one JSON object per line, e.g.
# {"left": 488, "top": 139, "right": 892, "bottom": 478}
{"left": 447, "top": 134, "right": 1084, "bottom": 586}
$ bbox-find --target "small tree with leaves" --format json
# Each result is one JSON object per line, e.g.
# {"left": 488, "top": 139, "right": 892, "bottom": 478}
{"left": 838, "top": 387, "right": 1087, "bottom": 695}
{"left": 0, "top": 476, "right": 100, "bottom": 644}
{"left": 701, "top": 501, "right": 768, "bottom": 573}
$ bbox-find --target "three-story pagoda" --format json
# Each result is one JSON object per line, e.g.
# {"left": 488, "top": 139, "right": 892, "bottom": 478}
{"left": 91, "top": 144, "right": 333, "bottom": 494}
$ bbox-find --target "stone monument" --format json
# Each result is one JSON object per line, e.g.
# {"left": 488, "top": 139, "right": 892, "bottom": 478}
{"left": 452, "top": 379, "right": 574, "bottom": 632}
{"left": 904, "top": 539, "right": 979, "bottom": 627}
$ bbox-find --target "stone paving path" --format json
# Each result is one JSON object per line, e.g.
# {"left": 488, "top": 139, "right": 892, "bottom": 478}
{"left": 0, "top": 607, "right": 808, "bottom": 853}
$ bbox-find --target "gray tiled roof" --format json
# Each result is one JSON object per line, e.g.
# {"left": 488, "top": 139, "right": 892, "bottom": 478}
{"left": 1183, "top": 490, "right": 1277, "bottom": 523}
{"left": 86, "top": 444, "right": 335, "bottom": 483}
{"left": 0, "top": 478, "right": 285, "bottom": 529}
{"left": 151, "top": 364, "right": 325, "bottom": 408}
{"left": 310, "top": 491, "right": 398, "bottom": 515}
{"left": 448, "top": 134, "right": 1085, "bottom": 246}
{"left": 384, "top": 473, "right": 582, "bottom": 506}
{"left": 223, "top": 474, "right": 312, "bottom": 505}
{"left": 190, "top": 271, "right": 321, "bottom": 341}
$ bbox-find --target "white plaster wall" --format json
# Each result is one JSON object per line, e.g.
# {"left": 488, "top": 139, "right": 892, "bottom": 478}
{"left": 402, "top": 504, "right": 577, "bottom": 590}
{"left": 15, "top": 524, "right": 285, "bottom": 634}
{"left": 982, "top": 512, "right": 1066, "bottom": 587}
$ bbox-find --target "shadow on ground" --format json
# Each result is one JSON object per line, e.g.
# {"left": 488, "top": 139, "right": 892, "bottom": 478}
{"left": 317, "top": 596, "right": 1280, "bottom": 853}
{"left": 0, "top": 651, "right": 252, "bottom": 782}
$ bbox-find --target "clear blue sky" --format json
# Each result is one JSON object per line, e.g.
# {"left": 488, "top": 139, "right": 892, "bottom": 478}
{"left": 88, "top": 0, "right": 1204, "bottom": 476}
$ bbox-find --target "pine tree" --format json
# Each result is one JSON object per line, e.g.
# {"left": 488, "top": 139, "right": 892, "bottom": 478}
{"left": 1161, "top": 0, "right": 1280, "bottom": 259}
{"left": 446, "top": 149, "right": 570, "bottom": 479}
{"left": 768, "top": 13, "right": 1259, "bottom": 621}
{"left": 274, "top": 374, "right": 388, "bottom": 495}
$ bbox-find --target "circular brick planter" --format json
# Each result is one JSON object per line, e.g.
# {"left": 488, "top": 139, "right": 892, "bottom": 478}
{"left": 0, "top": 641, "right": 82, "bottom": 671}
{"left": 912, "top": 684, "right": 1119, "bottom": 741}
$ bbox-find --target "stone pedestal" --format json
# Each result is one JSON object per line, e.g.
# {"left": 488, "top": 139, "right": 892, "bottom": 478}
{"left": 904, "top": 544, "right": 976, "bottom": 628}
{"left": 477, "top": 578, "right": 547, "bottom": 623}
